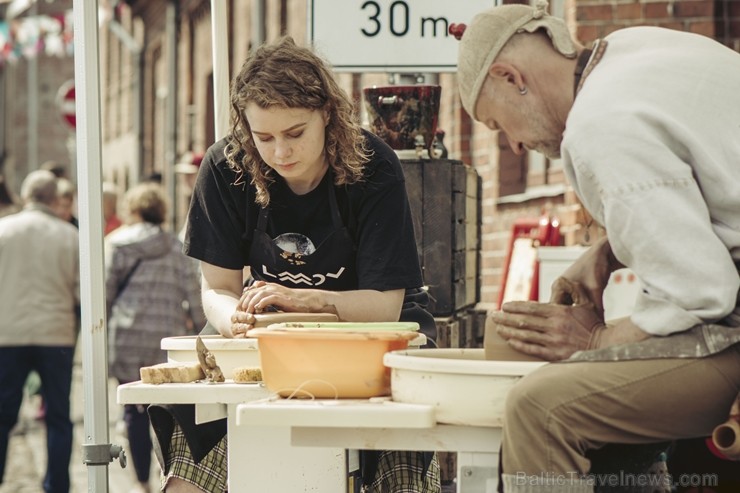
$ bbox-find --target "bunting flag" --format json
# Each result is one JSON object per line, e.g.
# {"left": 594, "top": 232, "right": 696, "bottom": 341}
{"left": 0, "top": 10, "right": 74, "bottom": 65}
{"left": 0, "top": 21, "right": 10, "bottom": 63}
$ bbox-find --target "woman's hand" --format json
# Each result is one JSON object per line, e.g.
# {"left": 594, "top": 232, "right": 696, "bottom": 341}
{"left": 229, "top": 310, "right": 256, "bottom": 338}
{"left": 237, "top": 280, "right": 335, "bottom": 315}
{"left": 229, "top": 281, "right": 337, "bottom": 337}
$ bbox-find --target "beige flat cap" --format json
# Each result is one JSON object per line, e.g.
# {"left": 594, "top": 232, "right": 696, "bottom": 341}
{"left": 458, "top": 0, "right": 576, "bottom": 120}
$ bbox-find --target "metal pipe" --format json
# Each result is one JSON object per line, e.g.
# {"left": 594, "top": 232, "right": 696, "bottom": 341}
{"left": 211, "top": 0, "right": 230, "bottom": 140}
{"left": 72, "top": 0, "right": 116, "bottom": 490}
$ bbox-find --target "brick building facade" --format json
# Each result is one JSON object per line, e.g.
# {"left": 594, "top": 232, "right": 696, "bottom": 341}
{"left": 0, "top": 0, "right": 75, "bottom": 191}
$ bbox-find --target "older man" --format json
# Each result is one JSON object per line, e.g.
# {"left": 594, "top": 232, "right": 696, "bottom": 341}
{"left": 457, "top": 3, "right": 740, "bottom": 492}
{"left": 0, "top": 170, "right": 79, "bottom": 493}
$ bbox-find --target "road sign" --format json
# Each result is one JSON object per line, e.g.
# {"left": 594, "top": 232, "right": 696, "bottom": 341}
{"left": 57, "top": 80, "right": 76, "bottom": 130}
{"left": 308, "top": 0, "right": 497, "bottom": 72}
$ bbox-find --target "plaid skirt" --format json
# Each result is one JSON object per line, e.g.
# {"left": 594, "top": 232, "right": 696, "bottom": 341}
{"left": 161, "top": 423, "right": 440, "bottom": 493}
{"left": 366, "top": 450, "right": 440, "bottom": 493}
{"left": 161, "top": 424, "right": 228, "bottom": 493}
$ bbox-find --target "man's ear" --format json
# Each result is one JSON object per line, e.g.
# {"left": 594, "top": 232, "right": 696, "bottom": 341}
{"left": 488, "top": 62, "right": 525, "bottom": 90}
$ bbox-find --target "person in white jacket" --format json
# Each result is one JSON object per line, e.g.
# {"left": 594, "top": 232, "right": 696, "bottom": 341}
{"left": 0, "top": 169, "right": 79, "bottom": 493}
{"left": 457, "top": 3, "right": 740, "bottom": 492}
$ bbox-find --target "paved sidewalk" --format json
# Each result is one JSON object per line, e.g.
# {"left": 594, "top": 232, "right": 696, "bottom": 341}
{"left": 0, "top": 346, "right": 159, "bottom": 493}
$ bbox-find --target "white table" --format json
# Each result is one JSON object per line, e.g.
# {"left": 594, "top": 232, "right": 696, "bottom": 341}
{"left": 118, "top": 382, "right": 503, "bottom": 492}
{"left": 117, "top": 380, "right": 269, "bottom": 423}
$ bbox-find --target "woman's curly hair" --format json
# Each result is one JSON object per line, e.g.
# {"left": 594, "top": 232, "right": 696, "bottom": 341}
{"left": 225, "top": 36, "right": 370, "bottom": 206}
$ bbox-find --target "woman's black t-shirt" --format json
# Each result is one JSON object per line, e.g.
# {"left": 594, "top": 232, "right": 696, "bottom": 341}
{"left": 184, "top": 129, "right": 423, "bottom": 292}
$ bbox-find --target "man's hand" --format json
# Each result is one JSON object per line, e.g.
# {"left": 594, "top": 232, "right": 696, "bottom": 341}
{"left": 550, "top": 275, "right": 606, "bottom": 316}
{"left": 590, "top": 318, "right": 652, "bottom": 348}
{"left": 549, "top": 236, "right": 622, "bottom": 317}
{"left": 490, "top": 297, "right": 605, "bottom": 361}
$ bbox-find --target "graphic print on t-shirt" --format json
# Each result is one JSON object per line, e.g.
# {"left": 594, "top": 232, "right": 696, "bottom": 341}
{"left": 260, "top": 264, "right": 346, "bottom": 287}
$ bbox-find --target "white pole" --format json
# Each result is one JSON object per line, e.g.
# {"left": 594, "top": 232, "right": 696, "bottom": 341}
{"left": 211, "top": 0, "right": 230, "bottom": 140}
{"left": 73, "top": 0, "right": 120, "bottom": 491}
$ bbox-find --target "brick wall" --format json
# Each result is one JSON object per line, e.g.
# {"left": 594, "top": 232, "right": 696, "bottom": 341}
{"left": 575, "top": 0, "right": 720, "bottom": 42}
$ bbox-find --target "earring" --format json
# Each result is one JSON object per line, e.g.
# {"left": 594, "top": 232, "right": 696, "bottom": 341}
{"left": 519, "top": 86, "right": 528, "bottom": 96}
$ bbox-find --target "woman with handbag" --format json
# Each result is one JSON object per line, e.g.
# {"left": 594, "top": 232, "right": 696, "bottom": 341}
{"left": 106, "top": 182, "right": 206, "bottom": 493}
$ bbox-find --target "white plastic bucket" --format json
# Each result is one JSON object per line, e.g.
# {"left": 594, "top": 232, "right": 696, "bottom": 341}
{"left": 384, "top": 348, "right": 548, "bottom": 427}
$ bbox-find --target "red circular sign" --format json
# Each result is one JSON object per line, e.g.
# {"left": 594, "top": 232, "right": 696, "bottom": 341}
{"left": 57, "top": 80, "right": 76, "bottom": 129}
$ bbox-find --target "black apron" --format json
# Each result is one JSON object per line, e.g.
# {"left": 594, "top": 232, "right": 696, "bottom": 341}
{"left": 248, "top": 177, "right": 358, "bottom": 291}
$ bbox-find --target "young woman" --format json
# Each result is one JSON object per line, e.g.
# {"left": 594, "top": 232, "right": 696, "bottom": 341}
{"left": 151, "top": 37, "right": 439, "bottom": 493}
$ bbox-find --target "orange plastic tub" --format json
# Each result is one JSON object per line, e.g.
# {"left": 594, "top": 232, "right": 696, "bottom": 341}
{"left": 246, "top": 323, "right": 419, "bottom": 398}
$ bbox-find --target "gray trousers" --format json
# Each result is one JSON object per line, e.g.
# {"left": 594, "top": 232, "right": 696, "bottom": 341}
{"left": 500, "top": 344, "right": 740, "bottom": 492}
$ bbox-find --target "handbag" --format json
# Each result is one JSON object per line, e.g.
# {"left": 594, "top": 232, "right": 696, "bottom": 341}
{"left": 114, "top": 258, "right": 142, "bottom": 301}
